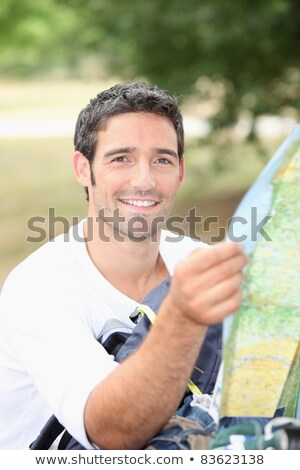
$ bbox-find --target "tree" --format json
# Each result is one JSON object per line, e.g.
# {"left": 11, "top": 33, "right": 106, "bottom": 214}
{"left": 1, "top": 0, "right": 299, "bottom": 132}
{"left": 75, "top": 0, "right": 300, "bottom": 131}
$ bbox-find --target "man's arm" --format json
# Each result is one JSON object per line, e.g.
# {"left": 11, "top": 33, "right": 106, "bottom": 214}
{"left": 84, "top": 242, "right": 247, "bottom": 449}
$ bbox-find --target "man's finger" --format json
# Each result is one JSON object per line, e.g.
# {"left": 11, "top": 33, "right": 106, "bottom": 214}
{"left": 186, "top": 253, "right": 247, "bottom": 292}
{"left": 182, "top": 242, "right": 245, "bottom": 275}
{"left": 198, "top": 289, "right": 243, "bottom": 325}
{"left": 203, "top": 272, "right": 244, "bottom": 307}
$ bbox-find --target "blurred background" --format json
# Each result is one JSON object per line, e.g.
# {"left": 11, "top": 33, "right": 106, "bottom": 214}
{"left": 0, "top": 0, "right": 299, "bottom": 287}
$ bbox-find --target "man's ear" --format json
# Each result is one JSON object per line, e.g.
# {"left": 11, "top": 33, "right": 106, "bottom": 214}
{"left": 73, "top": 151, "right": 91, "bottom": 187}
{"left": 178, "top": 155, "right": 185, "bottom": 188}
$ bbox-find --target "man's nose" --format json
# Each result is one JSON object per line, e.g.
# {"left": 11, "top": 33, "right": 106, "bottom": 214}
{"left": 130, "top": 162, "right": 156, "bottom": 191}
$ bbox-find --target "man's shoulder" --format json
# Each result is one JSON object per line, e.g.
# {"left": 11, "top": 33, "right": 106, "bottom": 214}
{"left": 1, "top": 223, "right": 84, "bottom": 294}
{"left": 0, "top": 223, "right": 90, "bottom": 332}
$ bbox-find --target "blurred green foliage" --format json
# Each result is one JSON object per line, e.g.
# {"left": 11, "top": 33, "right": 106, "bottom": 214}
{"left": 0, "top": 0, "right": 299, "bottom": 133}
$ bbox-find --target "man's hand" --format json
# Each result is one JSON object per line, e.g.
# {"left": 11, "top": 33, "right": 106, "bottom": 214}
{"left": 166, "top": 242, "right": 247, "bottom": 325}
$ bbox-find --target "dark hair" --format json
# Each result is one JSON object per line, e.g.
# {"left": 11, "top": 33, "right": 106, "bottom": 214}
{"left": 74, "top": 82, "right": 184, "bottom": 200}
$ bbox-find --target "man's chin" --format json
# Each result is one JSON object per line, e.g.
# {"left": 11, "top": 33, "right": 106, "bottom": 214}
{"left": 127, "top": 232, "right": 148, "bottom": 242}
{"left": 127, "top": 227, "right": 162, "bottom": 243}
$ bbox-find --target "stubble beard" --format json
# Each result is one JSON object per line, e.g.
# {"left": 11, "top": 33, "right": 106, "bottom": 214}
{"left": 92, "top": 190, "right": 176, "bottom": 243}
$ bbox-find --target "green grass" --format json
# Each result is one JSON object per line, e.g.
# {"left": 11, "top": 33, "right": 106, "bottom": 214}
{"left": 0, "top": 137, "right": 86, "bottom": 286}
{"left": 0, "top": 79, "right": 114, "bottom": 119}
{"left": 182, "top": 137, "right": 283, "bottom": 200}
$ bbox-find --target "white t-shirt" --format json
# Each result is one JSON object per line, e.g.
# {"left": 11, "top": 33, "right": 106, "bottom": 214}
{"left": 0, "top": 220, "right": 204, "bottom": 449}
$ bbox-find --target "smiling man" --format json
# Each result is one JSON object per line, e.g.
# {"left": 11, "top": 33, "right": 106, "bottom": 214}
{"left": 81, "top": 112, "right": 183, "bottom": 242}
{"left": 75, "top": 110, "right": 185, "bottom": 301}
{"left": 0, "top": 82, "right": 247, "bottom": 449}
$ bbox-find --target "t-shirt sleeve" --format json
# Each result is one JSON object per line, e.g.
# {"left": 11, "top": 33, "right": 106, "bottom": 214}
{"left": 1, "top": 265, "right": 118, "bottom": 449}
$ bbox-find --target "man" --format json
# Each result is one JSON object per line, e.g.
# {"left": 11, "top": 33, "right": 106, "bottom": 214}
{"left": 0, "top": 82, "right": 247, "bottom": 449}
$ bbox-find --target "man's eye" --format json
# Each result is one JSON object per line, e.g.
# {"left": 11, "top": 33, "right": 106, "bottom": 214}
{"left": 112, "top": 156, "right": 128, "bottom": 162}
{"left": 156, "top": 158, "right": 171, "bottom": 165}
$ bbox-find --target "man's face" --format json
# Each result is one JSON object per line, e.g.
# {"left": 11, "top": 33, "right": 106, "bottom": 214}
{"left": 88, "top": 112, "right": 184, "bottom": 240}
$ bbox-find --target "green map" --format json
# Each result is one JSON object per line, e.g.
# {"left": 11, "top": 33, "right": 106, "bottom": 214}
{"left": 221, "top": 126, "right": 300, "bottom": 418}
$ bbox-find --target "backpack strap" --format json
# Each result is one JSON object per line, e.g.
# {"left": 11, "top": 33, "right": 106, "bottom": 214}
{"left": 136, "top": 304, "right": 202, "bottom": 396}
{"left": 30, "top": 415, "right": 65, "bottom": 450}
{"left": 57, "top": 430, "right": 73, "bottom": 450}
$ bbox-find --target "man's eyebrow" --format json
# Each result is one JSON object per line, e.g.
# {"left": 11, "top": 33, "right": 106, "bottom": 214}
{"left": 103, "top": 147, "right": 137, "bottom": 158}
{"left": 102, "top": 146, "right": 178, "bottom": 159}
{"left": 153, "top": 148, "right": 178, "bottom": 159}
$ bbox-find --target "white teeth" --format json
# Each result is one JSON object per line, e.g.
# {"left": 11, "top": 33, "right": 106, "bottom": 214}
{"left": 122, "top": 199, "right": 157, "bottom": 207}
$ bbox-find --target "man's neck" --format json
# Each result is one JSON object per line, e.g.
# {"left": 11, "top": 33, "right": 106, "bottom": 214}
{"left": 83, "top": 218, "right": 169, "bottom": 302}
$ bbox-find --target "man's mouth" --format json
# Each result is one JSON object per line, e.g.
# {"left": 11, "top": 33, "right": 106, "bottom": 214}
{"left": 119, "top": 199, "right": 159, "bottom": 208}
